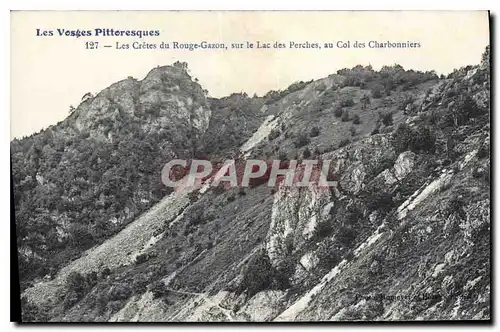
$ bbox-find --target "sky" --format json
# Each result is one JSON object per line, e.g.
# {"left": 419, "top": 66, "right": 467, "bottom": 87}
{"left": 10, "top": 11, "right": 490, "bottom": 139}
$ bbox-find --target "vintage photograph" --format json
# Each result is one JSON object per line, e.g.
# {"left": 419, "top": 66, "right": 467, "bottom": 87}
{"left": 11, "top": 11, "right": 490, "bottom": 322}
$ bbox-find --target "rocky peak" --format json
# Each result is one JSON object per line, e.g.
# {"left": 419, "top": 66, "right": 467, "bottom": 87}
{"left": 68, "top": 62, "right": 211, "bottom": 146}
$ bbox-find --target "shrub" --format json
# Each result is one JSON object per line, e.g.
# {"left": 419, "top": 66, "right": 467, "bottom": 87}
{"left": 340, "top": 97, "right": 355, "bottom": 107}
{"left": 273, "top": 259, "right": 294, "bottom": 290}
{"left": 451, "top": 95, "right": 483, "bottom": 126}
{"left": 360, "top": 94, "right": 371, "bottom": 109}
{"left": 411, "top": 126, "right": 436, "bottom": 153}
{"left": 227, "top": 194, "right": 236, "bottom": 202}
{"left": 150, "top": 280, "right": 170, "bottom": 300}
{"left": 344, "top": 206, "right": 363, "bottom": 226}
{"left": 365, "top": 191, "right": 395, "bottom": 212}
{"left": 135, "top": 253, "right": 149, "bottom": 264}
{"left": 350, "top": 126, "right": 356, "bottom": 137}
{"left": 309, "top": 126, "right": 321, "bottom": 137}
{"left": 100, "top": 267, "right": 111, "bottom": 279}
{"left": 334, "top": 106, "right": 344, "bottom": 118}
{"left": 379, "top": 112, "right": 393, "bottom": 126}
{"left": 337, "top": 226, "right": 358, "bottom": 247}
{"left": 477, "top": 144, "right": 489, "bottom": 159}
{"left": 366, "top": 154, "right": 396, "bottom": 179}
{"left": 188, "top": 191, "right": 199, "bottom": 203}
{"left": 109, "top": 282, "right": 132, "bottom": 301}
{"left": 338, "top": 139, "right": 350, "bottom": 148}
{"left": 63, "top": 271, "right": 98, "bottom": 309}
{"left": 211, "top": 184, "right": 225, "bottom": 196}
{"left": 341, "top": 109, "right": 350, "bottom": 122}
{"left": 447, "top": 195, "right": 465, "bottom": 217}
{"left": 400, "top": 94, "right": 415, "bottom": 110}
{"left": 268, "top": 129, "right": 280, "bottom": 141}
{"left": 66, "top": 271, "right": 87, "bottom": 295}
{"left": 353, "top": 114, "right": 361, "bottom": 125}
{"left": 317, "top": 246, "right": 341, "bottom": 272}
{"left": 473, "top": 166, "right": 490, "bottom": 183}
{"left": 278, "top": 151, "right": 288, "bottom": 161}
{"left": 314, "top": 220, "right": 334, "bottom": 240}
{"left": 303, "top": 147, "right": 312, "bottom": 158}
{"left": 371, "top": 84, "right": 384, "bottom": 98}
{"left": 240, "top": 250, "right": 275, "bottom": 298}
{"left": 393, "top": 125, "right": 436, "bottom": 154}
{"left": 294, "top": 133, "right": 310, "bottom": 148}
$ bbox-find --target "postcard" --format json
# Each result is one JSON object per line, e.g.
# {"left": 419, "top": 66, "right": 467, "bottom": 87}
{"left": 10, "top": 11, "right": 491, "bottom": 323}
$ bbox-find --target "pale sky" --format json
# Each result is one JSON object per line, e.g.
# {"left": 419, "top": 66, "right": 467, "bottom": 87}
{"left": 11, "top": 11, "right": 489, "bottom": 139}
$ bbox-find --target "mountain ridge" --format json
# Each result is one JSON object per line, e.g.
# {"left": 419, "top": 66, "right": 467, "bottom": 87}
{"left": 13, "top": 47, "right": 491, "bottom": 321}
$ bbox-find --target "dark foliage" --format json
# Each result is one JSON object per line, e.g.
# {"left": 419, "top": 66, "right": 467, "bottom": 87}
{"left": 338, "top": 139, "right": 351, "bottom": 148}
{"left": 337, "top": 226, "right": 358, "bottom": 247}
{"left": 63, "top": 271, "right": 99, "bottom": 309}
{"left": 294, "top": 133, "right": 311, "bottom": 148}
{"left": 340, "top": 97, "right": 355, "bottom": 108}
{"left": 360, "top": 94, "right": 371, "bottom": 109}
{"left": 316, "top": 246, "right": 341, "bottom": 272}
{"left": 371, "top": 84, "right": 384, "bottom": 98}
{"left": 150, "top": 280, "right": 171, "bottom": 301}
{"left": 303, "top": 147, "right": 312, "bottom": 159}
{"left": 365, "top": 191, "right": 395, "bottom": 213}
{"left": 12, "top": 118, "right": 180, "bottom": 288}
{"left": 379, "top": 112, "right": 393, "bottom": 126}
{"left": 371, "top": 126, "right": 380, "bottom": 135}
{"left": 239, "top": 250, "right": 277, "bottom": 298}
{"left": 268, "top": 129, "right": 280, "bottom": 141}
{"left": 314, "top": 220, "right": 334, "bottom": 240}
{"left": 477, "top": 144, "right": 489, "bottom": 159}
{"left": 309, "top": 126, "right": 321, "bottom": 137}
{"left": 341, "top": 109, "right": 350, "bottom": 122}
{"left": 392, "top": 125, "right": 436, "bottom": 154}
{"left": 353, "top": 114, "right": 361, "bottom": 125}
{"left": 334, "top": 107, "right": 344, "bottom": 118}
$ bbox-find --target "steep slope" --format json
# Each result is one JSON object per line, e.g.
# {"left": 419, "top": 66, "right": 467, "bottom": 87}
{"left": 12, "top": 62, "right": 211, "bottom": 290}
{"left": 16, "top": 47, "right": 490, "bottom": 322}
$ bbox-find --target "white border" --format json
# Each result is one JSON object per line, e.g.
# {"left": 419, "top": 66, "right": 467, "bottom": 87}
{"left": 2, "top": 1, "right": 498, "bottom": 331}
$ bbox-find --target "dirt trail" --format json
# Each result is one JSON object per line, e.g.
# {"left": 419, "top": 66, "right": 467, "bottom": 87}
{"left": 165, "top": 288, "right": 237, "bottom": 322}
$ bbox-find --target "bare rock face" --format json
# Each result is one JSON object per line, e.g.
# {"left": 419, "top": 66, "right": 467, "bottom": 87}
{"left": 383, "top": 151, "right": 416, "bottom": 185}
{"left": 72, "top": 79, "right": 140, "bottom": 134}
{"left": 138, "top": 66, "right": 211, "bottom": 134}
{"left": 326, "top": 135, "right": 396, "bottom": 194}
{"left": 236, "top": 290, "right": 287, "bottom": 321}
{"left": 394, "top": 151, "right": 416, "bottom": 180}
{"left": 266, "top": 185, "right": 332, "bottom": 267}
{"left": 299, "top": 252, "right": 320, "bottom": 272}
{"left": 70, "top": 65, "right": 211, "bottom": 150}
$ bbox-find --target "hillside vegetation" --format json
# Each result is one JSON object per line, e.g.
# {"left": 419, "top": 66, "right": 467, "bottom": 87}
{"left": 14, "top": 47, "right": 490, "bottom": 322}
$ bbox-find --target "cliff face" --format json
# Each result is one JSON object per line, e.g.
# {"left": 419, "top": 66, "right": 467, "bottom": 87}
{"left": 14, "top": 49, "right": 490, "bottom": 322}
